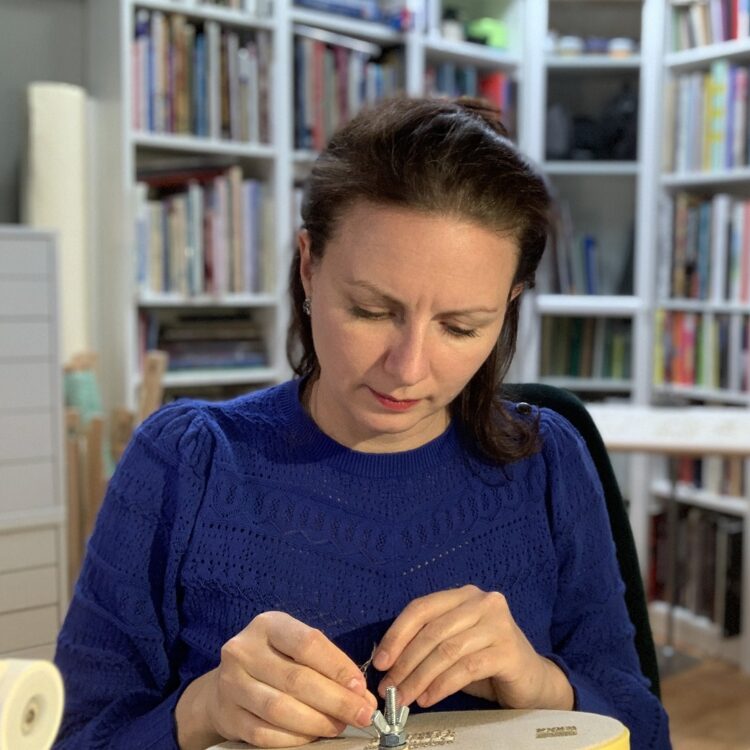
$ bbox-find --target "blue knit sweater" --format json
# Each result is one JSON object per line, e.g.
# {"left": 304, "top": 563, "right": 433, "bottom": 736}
{"left": 54, "top": 379, "right": 671, "bottom": 749}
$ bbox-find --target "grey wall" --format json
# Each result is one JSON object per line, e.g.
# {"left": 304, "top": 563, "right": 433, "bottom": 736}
{"left": 0, "top": 0, "right": 85, "bottom": 224}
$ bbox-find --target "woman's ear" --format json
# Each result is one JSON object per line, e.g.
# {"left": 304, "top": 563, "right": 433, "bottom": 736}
{"left": 298, "top": 229, "right": 313, "bottom": 297}
{"left": 510, "top": 282, "right": 525, "bottom": 302}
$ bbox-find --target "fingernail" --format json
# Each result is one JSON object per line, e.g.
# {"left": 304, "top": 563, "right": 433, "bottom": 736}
{"left": 347, "top": 677, "right": 365, "bottom": 693}
{"left": 373, "top": 650, "right": 389, "bottom": 670}
{"left": 417, "top": 691, "right": 429, "bottom": 706}
{"left": 356, "top": 706, "right": 373, "bottom": 727}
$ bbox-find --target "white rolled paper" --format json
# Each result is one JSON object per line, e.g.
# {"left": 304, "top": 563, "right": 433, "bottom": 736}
{"left": 0, "top": 659, "right": 64, "bottom": 750}
{"left": 23, "top": 81, "right": 92, "bottom": 362}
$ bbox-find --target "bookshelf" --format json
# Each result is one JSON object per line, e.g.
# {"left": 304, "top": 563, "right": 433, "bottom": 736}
{"left": 645, "top": 0, "right": 750, "bottom": 671}
{"left": 86, "top": 0, "right": 528, "bottom": 412}
{"left": 513, "top": 0, "right": 661, "bottom": 411}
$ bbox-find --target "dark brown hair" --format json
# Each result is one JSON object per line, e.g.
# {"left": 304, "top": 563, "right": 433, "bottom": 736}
{"left": 287, "top": 96, "right": 551, "bottom": 463}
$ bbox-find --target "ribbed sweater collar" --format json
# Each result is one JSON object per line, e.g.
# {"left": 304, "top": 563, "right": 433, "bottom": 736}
{"left": 274, "top": 379, "right": 461, "bottom": 479}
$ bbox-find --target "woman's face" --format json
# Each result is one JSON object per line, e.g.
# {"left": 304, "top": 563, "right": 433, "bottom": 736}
{"left": 299, "top": 201, "right": 522, "bottom": 453}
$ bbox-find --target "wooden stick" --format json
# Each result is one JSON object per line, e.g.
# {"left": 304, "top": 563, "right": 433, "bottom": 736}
{"left": 110, "top": 407, "right": 135, "bottom": 463}
{"left": 65, "top": 409, "right": 83, "bottom": 588}
{"left": 84, "top": 416, "right": 105, "bottom": 540}
{"left": 138, "top": 350, "right": 169, "bottom": 424}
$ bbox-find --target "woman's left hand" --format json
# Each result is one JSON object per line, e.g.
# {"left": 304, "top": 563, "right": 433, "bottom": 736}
{"left": 372, "top": 585, "right": 574, "bottom": 711}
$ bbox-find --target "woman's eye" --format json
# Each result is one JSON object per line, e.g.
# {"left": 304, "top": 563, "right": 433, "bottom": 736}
{"left": 444, "top": 324, "right": 479, "bottom": 338}
{"left": 351, "top": 306, "right": 390, "bottom": 320}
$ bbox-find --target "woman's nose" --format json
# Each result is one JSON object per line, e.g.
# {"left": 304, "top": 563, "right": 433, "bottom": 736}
{"left": 382, "top": 325, "right": 430, "bottom": 385}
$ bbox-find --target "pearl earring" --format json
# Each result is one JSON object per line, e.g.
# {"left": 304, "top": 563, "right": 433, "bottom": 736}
{"left": 302, "top": 297, "right": 311, "bottom": 316}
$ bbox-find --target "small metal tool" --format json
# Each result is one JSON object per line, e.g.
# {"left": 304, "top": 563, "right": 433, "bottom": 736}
{"left": 370, "top": 685, "right": 409, "bottom": 748}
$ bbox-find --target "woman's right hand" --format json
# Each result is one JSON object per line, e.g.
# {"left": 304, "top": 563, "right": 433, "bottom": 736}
{"left": 175, "top": 611, "right": 378, "bottom": 749}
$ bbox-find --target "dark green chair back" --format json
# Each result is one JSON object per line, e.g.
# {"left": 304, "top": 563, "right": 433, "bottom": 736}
{"left": 502, "top": 383, "right": 661, "bottom": 699}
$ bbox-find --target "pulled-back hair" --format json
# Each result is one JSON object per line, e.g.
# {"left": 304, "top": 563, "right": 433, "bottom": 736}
{"left": 287, "top": 96, "right": 551, "bottom": 463}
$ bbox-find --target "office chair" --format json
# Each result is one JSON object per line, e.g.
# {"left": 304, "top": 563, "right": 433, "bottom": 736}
{"left": 502, "top": 383, "right": 661, "bottom": 700}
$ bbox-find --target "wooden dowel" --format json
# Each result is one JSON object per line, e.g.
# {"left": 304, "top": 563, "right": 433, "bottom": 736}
{"left": 65, "top": 409, "right": 83, "bottom": 588}
{"left": 138, "top": 350, "right": 168, "bottom": 424}
{"left": 84, "top": 416, "right": 105, "bottom": 540}
{"left": 111, "top": 407, "right": 135, "bottom": 463}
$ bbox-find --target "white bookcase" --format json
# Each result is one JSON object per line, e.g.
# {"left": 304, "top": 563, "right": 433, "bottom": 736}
{"left": 0, "top": 227, "right": 67, "bottom": 660}
{"left": 642, "top": 0, "right": 750, "bottom": 671}
{"left": 515, "top": 0, "right": 662, "bottom": 408}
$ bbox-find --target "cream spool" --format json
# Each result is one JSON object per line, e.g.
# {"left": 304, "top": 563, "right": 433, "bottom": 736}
{"left": 0, "top": 659, "right": 64, "bottom": 750}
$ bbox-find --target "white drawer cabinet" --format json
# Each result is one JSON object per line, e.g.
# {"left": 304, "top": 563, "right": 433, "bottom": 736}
{"left": 0, "top": 527, "right": 58, "bottom": 571}
{"left": 0, "top": 227, "right": 66, "bottom": 657}
{"left": 0, "top": 566, "right": 59, "bottom": 614}
{"left": 0, "top": 606, "right": 60, "bottom": 653}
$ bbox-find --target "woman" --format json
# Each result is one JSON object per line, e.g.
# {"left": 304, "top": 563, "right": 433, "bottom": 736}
{"left": 54, "top": 97, "right": 671, "bottom": 749}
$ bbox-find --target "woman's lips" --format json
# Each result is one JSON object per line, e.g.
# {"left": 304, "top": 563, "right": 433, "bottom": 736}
{"left": 369, "top": 387, "right": 421, "bottom": 411}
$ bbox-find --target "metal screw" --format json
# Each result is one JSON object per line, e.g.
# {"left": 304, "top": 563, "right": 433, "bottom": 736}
{"left": 385, "top": 686, "right": 399, "bottom": 726}
{"left": 371, "top": 686, "right": 409, "bottom": 749}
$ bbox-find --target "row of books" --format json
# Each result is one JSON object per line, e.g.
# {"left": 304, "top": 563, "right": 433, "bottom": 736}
{"left": 671, "top": 0, "right": 750, "bottom": 50}
{"left": 660, "top": 192, "right": 750, "bottom": 302}
{"left": 293, "top": 0, "right": 411, "bottom": 30}
{"left": 540, "top": 316, "right": 632, "bottom": 381}
{"left": 674, "top": 454, "right": 747, "bottom": 497}
{"left": 649, "top": 506, "right": 742, "bottom": 637}
{"left": 294, "top": 36, "right": 401, "bottom": 150}
{"left": 132, "top": 9, "right": 271, "bottom": 142}
{"left": 139, "top": 310, "right": 268, "bottom": 371}
{"left": 425, "top": 64, "right": 517, "bottom": 138}
{"left": 665, "top": 62, "right": 750, "bottom": 173}
{"left": 134, "top": 164, "right": 274, "bottom": 297}
{"left": 652, "top": 309, "right": 750, "bottom": 391}
{"left": 542, "top": 201, "right": 634, "bottom": 296}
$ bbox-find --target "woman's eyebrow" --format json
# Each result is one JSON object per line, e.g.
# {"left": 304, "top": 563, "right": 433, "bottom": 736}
{"left": 348, "top": 280, "right": 403, "bottom": 307}
{"left": 347, "top": 280, "right": 499, "bottom": 316}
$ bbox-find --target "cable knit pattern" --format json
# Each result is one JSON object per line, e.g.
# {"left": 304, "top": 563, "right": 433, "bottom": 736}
{"left": 54, "top": 380, "right": 671, "bottom": 749}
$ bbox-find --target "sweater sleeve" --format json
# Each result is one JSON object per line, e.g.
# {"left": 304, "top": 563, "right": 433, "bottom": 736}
{"left": 539, "top": 408, "right": 672, "bottom": 750}
{"left": 53, "top": 402, "right": 214, "bottom": 750}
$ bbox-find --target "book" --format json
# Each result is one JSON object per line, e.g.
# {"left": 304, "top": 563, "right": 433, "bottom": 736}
{"left": 140, "top": 310, "right": 267, "bottom": 372}
{"left": 714, "top": 515, "right": 743, "bottom": 636}
{"left": 710, "top": 193, "right": 731, "bottom": 301}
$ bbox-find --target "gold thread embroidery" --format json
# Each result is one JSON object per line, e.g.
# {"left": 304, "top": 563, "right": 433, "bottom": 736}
{"left": 535, "top": 725, "right": 578, "bottom": 739}
{"left": 362, "top": 729, "right": 456, "bottom": 747}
